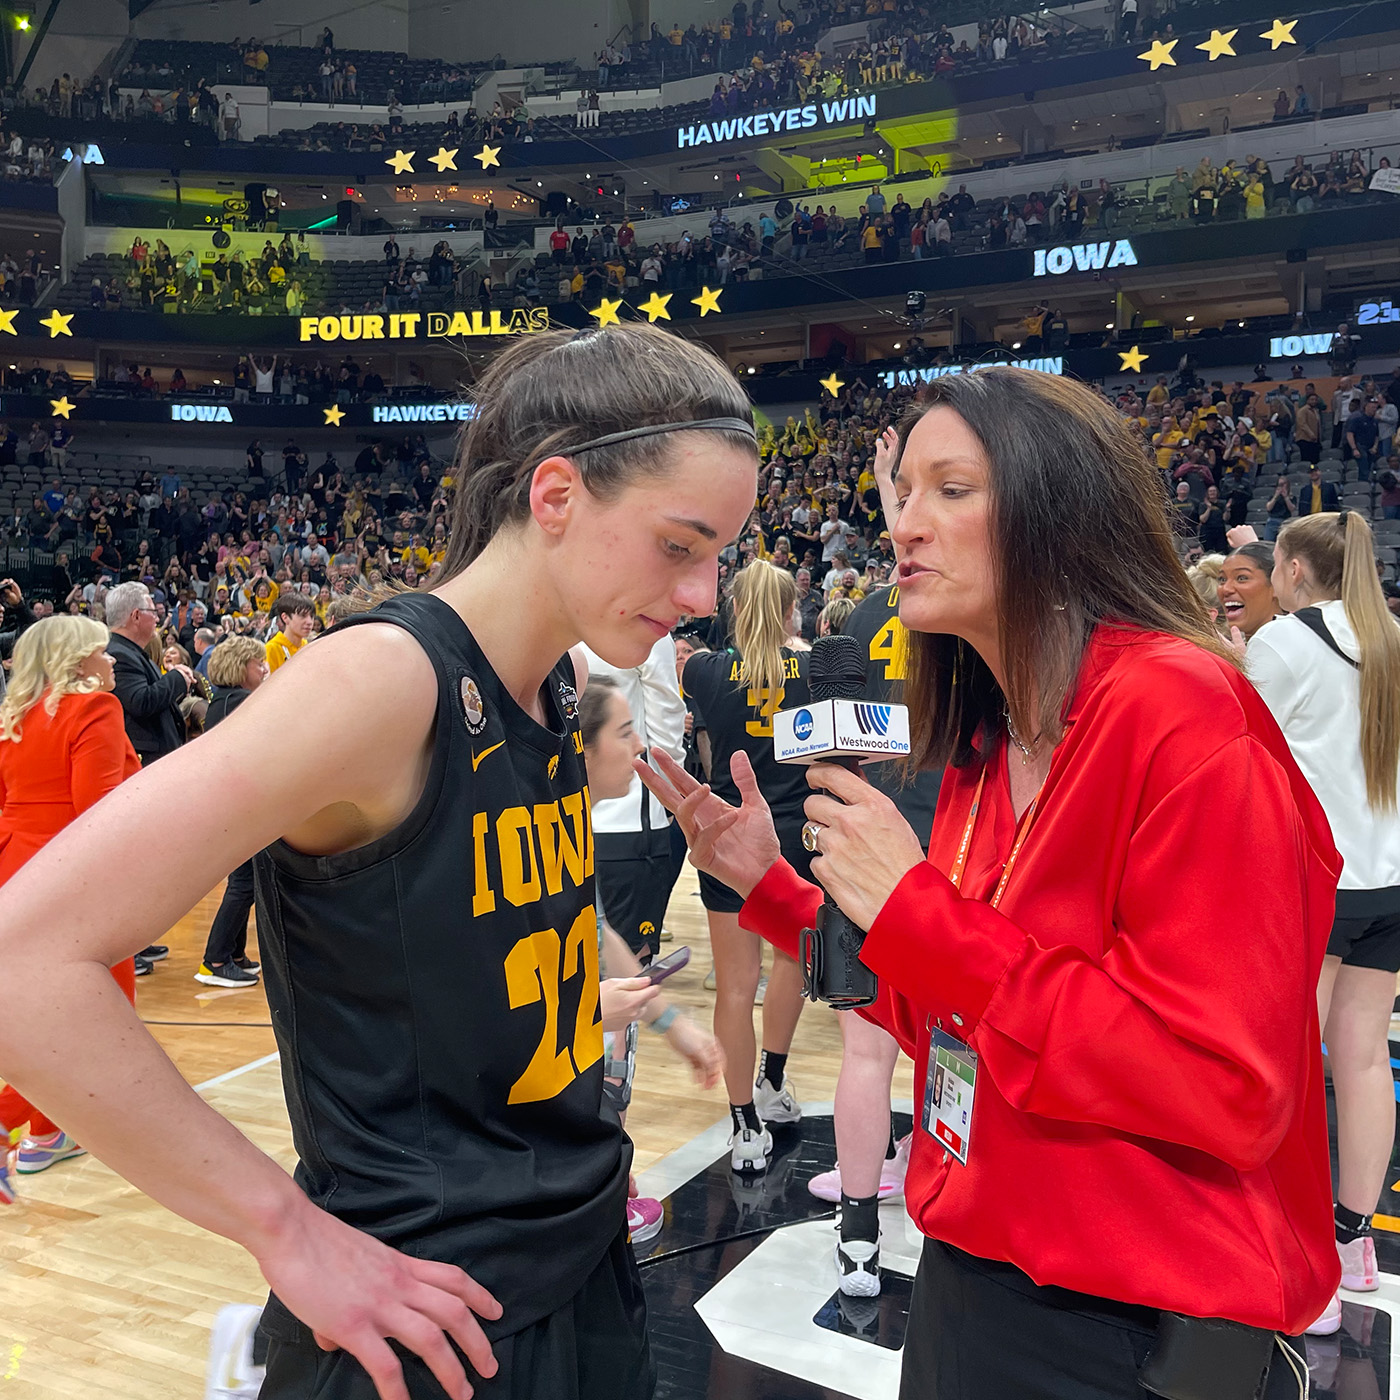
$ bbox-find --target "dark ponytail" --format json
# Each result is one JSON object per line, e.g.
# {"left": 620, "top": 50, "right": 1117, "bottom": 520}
{"left": 441, "top": 325, "right": 755, "bottom": 579}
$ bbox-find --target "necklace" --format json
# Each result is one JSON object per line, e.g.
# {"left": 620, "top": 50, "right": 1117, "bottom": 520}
{"left": 1004, "top": 704, "right": 1037, "bottom": 765}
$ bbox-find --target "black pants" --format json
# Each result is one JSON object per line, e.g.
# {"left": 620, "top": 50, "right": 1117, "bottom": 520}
{"left": 261, "top": 1229, "right": 653, "bottom": 1400}
{"left": 900, "top": 1241, "right": 1304, "bottom": 1400}
{"left": 203, "top": 858, "right": 254, "bottom": 966}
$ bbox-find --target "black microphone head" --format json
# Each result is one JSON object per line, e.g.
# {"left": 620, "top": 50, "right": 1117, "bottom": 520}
{"left": 809, "top": 633, "right": 866, "bottom": 702}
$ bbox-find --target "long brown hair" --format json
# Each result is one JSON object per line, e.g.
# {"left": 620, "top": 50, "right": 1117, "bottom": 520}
{"left": 1277, "top": 511, "right": 1400, "bottom": 810}
{"left": 897, "top": 368, "right": 1238, "bottom": 770}
{"left": 441, "top": 324, "right": 755, "bottom": 579}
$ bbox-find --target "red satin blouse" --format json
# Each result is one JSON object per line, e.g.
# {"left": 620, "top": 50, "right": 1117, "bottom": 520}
{"left": 741, "top": 627, "right": 1341, "bottom": 1333}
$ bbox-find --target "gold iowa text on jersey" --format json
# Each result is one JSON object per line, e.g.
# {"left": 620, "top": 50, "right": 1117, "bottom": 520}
{"left": 470, "top": 786, "right": 602, "bottom": 1105}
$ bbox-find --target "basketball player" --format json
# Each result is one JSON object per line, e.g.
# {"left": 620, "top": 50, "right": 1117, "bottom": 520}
{"left": 0, "top": 325, "right": 758, "bottom": 1400}
{"left": 681, "top": 559, "right": 813, "bottom": 1174}
{"left": 816, "top": 442, "right": 941, "bottom": 1295}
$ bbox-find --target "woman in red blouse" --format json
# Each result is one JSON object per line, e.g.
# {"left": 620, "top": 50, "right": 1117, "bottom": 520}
{"left": 640, "top": 369, "right": 1339, "bottom": 1399}
{"left": 0, "top": 616, "right": 141, "bottom": 1203}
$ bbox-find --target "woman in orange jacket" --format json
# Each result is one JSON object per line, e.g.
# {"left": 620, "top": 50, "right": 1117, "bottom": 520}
{"left": 0, "top": 615, "right": 140, "bottom": 1203}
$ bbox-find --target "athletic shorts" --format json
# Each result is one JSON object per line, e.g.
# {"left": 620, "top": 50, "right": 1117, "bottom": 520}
{"left": 596, "top": 830, "right": 679, "bottom": 960}
{"left": 259, "top": 1228, "right": 653, "bottom": 1400}
{"left": 699, "top": 817, "right": 817, "bottom": 915}
{"left": 1328, "top": 890, "right": 1400, "bottom": 972}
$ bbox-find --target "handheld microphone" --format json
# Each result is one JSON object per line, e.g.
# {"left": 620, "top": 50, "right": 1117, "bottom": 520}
{"left": 774, "top": 635, "right": 910, "bottom": 1010}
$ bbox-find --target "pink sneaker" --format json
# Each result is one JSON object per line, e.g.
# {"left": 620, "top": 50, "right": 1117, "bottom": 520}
{"left": 1339, "top": 1234, "right": 1379, "bottom": 1291}
{"left": 1306, "top": 1291, "right": 1342, "bottom": 1336}
{"left": 627, "top": 1196, "right": 664, "bottom": 1245}
{"left": 807, "top": 1134, "right": 911, "bottom": 1205}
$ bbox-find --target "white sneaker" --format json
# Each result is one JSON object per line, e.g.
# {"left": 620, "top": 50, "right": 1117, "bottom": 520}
{"left": 1306, "top": 1291, "right": 1342, "bottom": 1337}
{"left": 755, "top": 1074, "right": 802, "bottom": 1125}
{"left": 1339, "top": 1234, "right": 1379, "bottom": 1291}
{"left": 836, "top": 1233, "right": 882, "bottom": 1297}
{"left": 204, "top": 1303, "right": 265, "bottom": 1399}
{"left": 729, "top": 1122, "right": 773, "bottom": 1173}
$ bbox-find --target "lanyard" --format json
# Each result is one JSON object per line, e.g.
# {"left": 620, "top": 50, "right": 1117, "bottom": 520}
{"left": 946, "top": 761, "right": 1042, "bottom": 910}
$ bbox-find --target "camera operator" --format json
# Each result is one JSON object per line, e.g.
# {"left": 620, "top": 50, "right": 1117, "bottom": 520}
{"left": 640, "top": 368, "right": 1337, "bottom": 1400}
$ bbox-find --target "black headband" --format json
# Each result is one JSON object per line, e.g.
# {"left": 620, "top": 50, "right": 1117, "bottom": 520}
{"left": 562, "top": 417, "right": 757, "bottom": 455}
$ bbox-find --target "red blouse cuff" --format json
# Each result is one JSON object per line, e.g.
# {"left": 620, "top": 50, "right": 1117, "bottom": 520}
{"left": 859, "top": 861, "right": 1029, "bottom": 1040}
{"left": 738, "top": 858, "right": 821, "bottom": 963}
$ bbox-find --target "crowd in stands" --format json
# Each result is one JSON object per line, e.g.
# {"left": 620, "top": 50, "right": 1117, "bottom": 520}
{"left": 4, "top": 355, "right": 1394, "bottom": 699}
{"left": 57, "top": 233, "right": 475, "bottom": 319}
{"left": 0, "top": 351, "right": 438, "bottom": 407}
{"left": 116, "top": 31, "right": 507, "bottom": 108}
{"left": 0, "top": 434, "right": 453, "bottom": 666}
{"left": 507, "top": 143, "right": 1392, "bottom": 315}
{"left": 2, "top": 131, "right": 60, "bottom": 184}
{"left": 0, "top": 251, "right": 51, "bottom": 306}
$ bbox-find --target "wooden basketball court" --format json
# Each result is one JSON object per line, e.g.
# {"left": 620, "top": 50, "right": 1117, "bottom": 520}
{"left": 0, "top": 869, "right": 904, "bottom": 1398}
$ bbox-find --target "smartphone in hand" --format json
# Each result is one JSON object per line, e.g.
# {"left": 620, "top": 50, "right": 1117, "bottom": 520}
{"left": 642, "top": 946, "right": 691, "bottom": 985}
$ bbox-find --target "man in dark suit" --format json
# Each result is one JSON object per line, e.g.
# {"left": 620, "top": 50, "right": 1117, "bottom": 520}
{"left": 104, "top": 582, "right": 195, "bottom": 972}
{"left": 105, "top": 581, "right": 193, "bottom": 765}
{"left": 1299, "top": 465, "right": 1341, "bottom": 515}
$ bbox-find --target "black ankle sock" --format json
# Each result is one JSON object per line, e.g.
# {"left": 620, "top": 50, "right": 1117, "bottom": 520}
{"left": 839, "top": 1192, "right": 880, "bottom": 1243}
{"left": 731, "top": 1102, "right": 762, "bottom": 1135}
{"left": 885, "top": 1128, "right": 898, "bottom": 1161}
{"left": 1335, "top": 1202, "right": 1373, "bottom": 1244}
{"left": 758, "top": 1050, "right": 787, "bottom": 1091}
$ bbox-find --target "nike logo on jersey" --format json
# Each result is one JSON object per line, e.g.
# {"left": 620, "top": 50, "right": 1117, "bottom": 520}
{"left": 471, "top": 740, "right": 506, "bottom": 772}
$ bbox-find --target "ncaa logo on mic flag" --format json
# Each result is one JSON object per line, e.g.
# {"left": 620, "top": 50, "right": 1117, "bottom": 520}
{"left": 793, "top": 709, "right": 815, "bottom": 742}
{"left": 854, "top": 704, "right": 892, "bottom": 737}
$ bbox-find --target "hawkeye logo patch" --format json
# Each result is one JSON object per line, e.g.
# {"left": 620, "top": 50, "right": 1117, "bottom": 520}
{"left": 547, "top": 754, "right": 560, "bottom": 780}
{"left": 460, "top": 675, "right": 487, "bottom": 736}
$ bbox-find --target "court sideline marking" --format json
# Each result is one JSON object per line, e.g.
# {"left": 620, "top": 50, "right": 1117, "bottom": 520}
{"left": 194, "top": 1051, "right": 280, "bottom": 1093}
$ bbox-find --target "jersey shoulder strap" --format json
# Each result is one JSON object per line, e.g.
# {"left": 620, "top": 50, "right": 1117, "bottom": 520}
{"left": 1291, "top": 606, "right": 1358, "bottom": 669}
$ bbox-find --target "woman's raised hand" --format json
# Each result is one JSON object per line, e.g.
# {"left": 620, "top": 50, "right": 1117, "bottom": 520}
{"left": 634, "top": 749, "right": 780, "bottom": 901}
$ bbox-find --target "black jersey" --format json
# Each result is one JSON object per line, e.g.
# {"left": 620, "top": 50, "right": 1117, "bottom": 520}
{"left": 253, "top": 592, "right": 627, "bottom": 1344}
{"left": 844, "top": 584, "right": 942, "bottom": 850}
{"left": 683, "top": 645, "right": 811, "bottom": 830}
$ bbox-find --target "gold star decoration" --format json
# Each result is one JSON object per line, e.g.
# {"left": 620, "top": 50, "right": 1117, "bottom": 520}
{"left": 428, "top": 146, "right": 459, "bottom": 172}
{"left": 474, "top": 143, "right": 501, "bottom": 170}
{"left": 588, "top": 297, "right": 623, "bottom": 328}
{"left": 1118, "top": 346, "right": 1149, "bottom": 373}
{"left": 819, "top": 372, "right": 845, "bottom": 397}
{"left": 0, "top": 307, "right": 17, "bottom": 335}
{"left": 1137, "top": 37, "right": 1177, "bottom": 69}
{"left": 40, "top": 310, "right": 73, "bottom": 338}
{"left": 691, "top": 285, "right": 723, "bottom": 317}
{"left": 385, "top": 149, "right": 416, "bottom": 175}
{"left": 323, "top": 406, "right": 345, "bottom": 427}
{"left": 1195, "top": 27, "right": 1237, "bottom": 59}
{"left": 1259, "top": 17, "right": 1298, "bottom": 48}
{"left": 49, "top": 395, "right": 75, "bottom": 419}
{"left": 638, "top": 291, "right": 672, "bottom": 323}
